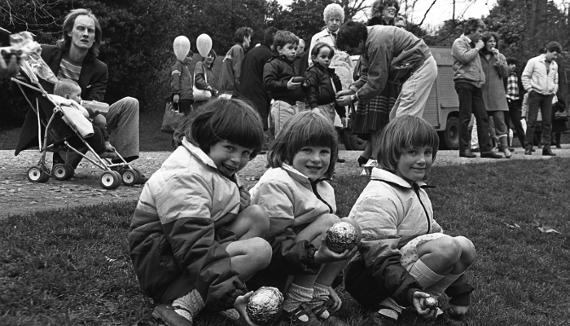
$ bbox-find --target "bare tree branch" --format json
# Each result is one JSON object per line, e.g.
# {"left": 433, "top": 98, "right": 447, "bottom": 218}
{"left": 418, "top": 0, "right": 438, "bottom": 26}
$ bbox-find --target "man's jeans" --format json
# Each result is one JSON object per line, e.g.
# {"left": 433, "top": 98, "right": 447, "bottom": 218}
{"left": 525, "top": 91, "right": 553, "bottom": 147}
{"left": 454, "top": 82, "right": 492, "bottom": 152}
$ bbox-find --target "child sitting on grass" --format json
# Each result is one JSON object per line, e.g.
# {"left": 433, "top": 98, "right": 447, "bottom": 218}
{"left": 249, "top": 111, "right": 356, "bottom": 326}
{"left": 53, "top": 78, "right": 113, "bottom": 153}
{"left": 344, "top": 115, "right": 476, "bottom": 325}
{"left": 128, "top": 98, "right": 272, "bottom": 326}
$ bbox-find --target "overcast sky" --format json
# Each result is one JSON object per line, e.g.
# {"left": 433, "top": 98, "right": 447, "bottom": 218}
{"left": 275, "top": 0, "right": 496, "bottom": 29}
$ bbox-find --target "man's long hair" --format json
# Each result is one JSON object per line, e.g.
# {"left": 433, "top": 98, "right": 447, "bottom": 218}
{"left": 57, "top": 8, "right": 103, "bottom": 61}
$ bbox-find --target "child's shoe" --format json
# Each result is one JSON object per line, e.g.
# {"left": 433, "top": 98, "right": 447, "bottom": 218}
{"left": 152, "top": 304, "right": 193, "bottom": 326}
{"left": 282, "top": 304, "right": 323, "bottom": 326}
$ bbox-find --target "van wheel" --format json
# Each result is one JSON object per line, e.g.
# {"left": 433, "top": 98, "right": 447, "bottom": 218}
{"left": 443, "top": 116, "right": 460, "bottom": 150}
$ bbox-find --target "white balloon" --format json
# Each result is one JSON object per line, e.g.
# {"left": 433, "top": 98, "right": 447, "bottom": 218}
{"left": 196, "top": 34, "right": 213, "bottom": 58}
{"left": 173, "top": 36, "right": 190, "bottom": 61}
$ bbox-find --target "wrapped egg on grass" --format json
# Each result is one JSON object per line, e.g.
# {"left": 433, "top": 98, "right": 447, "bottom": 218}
{"left": 325, "top": 221, "right": 361, "bottom": 253}
{"left": 246, "top": 286, "right": 284, "bottom": 324}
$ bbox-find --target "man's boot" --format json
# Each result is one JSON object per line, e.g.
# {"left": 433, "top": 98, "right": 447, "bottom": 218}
{"left": 542, "top": 145, "right": 556, "bottom": 156}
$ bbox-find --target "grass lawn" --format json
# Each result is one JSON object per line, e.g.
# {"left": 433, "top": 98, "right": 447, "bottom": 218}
{"left": 1, "top": 160, "right": 569, "bottom": 326}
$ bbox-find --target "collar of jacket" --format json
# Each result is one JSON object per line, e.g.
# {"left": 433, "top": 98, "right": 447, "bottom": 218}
{"left": 181, "top": 137, "right": 241, "bottom": 184}
{"left": 370, "top": 167, "right": 429, "bottom": 189}
{"left": 281, "top": 163, "right": 329, "bottom": 187}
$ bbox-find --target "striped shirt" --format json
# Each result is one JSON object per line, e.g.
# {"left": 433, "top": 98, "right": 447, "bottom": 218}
{"left": 506, "top": 73, "right": 520, "bottom": 100}
{"left": 58, "top": 58, "right": 82, "bottom": 82}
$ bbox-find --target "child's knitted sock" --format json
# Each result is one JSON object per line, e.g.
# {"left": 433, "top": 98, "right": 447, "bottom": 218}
{"left": 429, "top": 273, "right": 462, "bottom": 296}
{"left": 307, "top": 282, "right": 331, "bottom": 319}
{"left": 282, "top": 283, "right": 314, "bottom": 313}
{"left": 172, "top": 289, "right": 205, "bottom": 322}
{"left": 378, "top": 297, "right": 402, "bottom": 317}
{"left": 409, "top": 259, "right": 445, "bottom": 290}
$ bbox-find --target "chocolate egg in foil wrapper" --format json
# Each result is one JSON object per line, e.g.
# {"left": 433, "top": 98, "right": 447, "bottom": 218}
{"left": 246, "top": 286, "right": 284, "bottom": 324}
{"left": 325, "top": 221, "right": 361, "bottom": 253}
{"left": 424, "top": 296, "right": 439, "bottom": 309}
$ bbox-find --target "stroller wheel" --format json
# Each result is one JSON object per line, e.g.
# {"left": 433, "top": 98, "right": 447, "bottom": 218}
{"left": 27, "top": 166, "right": 50, "bottom": 183}
{"left": 99, "top": 171, "right": 121, "bottom": 190}
{"left": 52, "top": 163, "right": 74, "bottom": 181}
{"left": 121, "top": 169, "right": 139, "bottom": 186}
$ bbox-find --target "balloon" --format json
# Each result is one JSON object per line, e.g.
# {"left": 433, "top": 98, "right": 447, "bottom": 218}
{"left": 173, "top": 36, "right": 190, "bottom": 61}
{"left": 196, "top": 34, "right": 213, "bottom": 58}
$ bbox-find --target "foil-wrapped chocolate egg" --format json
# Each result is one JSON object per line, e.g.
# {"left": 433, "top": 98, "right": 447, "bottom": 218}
{"left": 325, "top": 221, "right": 361, "bottom": 253}
{"left": 424, "top": 296, "right": 438, "bottom": 309}
{"left": 246, "top": 286, "right": 284, "bottom": 324}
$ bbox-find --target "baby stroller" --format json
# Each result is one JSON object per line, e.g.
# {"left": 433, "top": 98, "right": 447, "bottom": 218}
{"left": 9, "top": 36, "right": 142, "bottom": 189}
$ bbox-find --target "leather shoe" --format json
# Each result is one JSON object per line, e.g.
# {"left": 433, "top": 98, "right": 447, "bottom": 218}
{"left": 542, "top": 147, "right": 556, "bottom": 156}
{"left": 480, "top": 151, "right": 502, "bottom": 159}
{"left": 459, "top": 150, "right": 476, "bottom": 158}
{"left": 524, "top": 148, "right": 533, "bottom": 155}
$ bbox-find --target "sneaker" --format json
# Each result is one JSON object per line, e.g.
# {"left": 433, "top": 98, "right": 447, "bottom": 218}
{"left": 152, "top": 304, "right": 193, "bottom": 326}
{"left": 282, "top": 304, "right": 323, "bottom": 326}
{"left": 358, "top": 311, "right": 398, "bottom": 326}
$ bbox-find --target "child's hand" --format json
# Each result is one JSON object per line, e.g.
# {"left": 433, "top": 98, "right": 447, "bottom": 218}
{"left": 336, "top": 95, "right": 354, "bottom": 107}
{"left": 234, "top": 292, "right": 260, "bottom": 326}
{"left": 239, "top": 186, "right": 251, "bottom": 212}
{"left": 104, "top": 141, "right": 115, "bottom": 152}
{"left": 173, "top": 94, "right": 180, "bottom": 103}
{"left": 314, "top": 240, "right": 358, "bottom": 264}
{"left": 411, "top": 291, "right": 437, "bottom": 319}
{"left": 286, "top": 78, "right": 302, "bottom": 90}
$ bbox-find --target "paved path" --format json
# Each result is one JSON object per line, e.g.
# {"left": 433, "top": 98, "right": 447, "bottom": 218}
{"left": 2, "top": 146, "right": 569, "bottom": 218}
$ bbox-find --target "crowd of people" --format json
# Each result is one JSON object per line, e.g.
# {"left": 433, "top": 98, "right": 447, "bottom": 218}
{"left": 0, "top": 2, "right": 567, "bottom": 326}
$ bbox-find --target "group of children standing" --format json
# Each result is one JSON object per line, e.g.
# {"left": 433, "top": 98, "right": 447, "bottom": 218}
{"left": 128, "top": 94, "right": 477, "bottom": 326}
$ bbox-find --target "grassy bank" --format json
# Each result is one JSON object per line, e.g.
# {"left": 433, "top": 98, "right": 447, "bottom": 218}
{"left": 1, "top": 159, "right": 569, "bottom": 325}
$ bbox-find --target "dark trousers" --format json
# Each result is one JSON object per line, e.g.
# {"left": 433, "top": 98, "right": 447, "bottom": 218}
{"left": 525, "top": 91, "right": 553, "bottom": 147}
{"left": 507, "top": 98, "right": 526, "bottom": 147}
{"left": 454, "top": 82, "right": 492, "bottom": 152}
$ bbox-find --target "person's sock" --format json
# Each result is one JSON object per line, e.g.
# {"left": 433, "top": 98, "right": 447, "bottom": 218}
{"left": 172, "top": 289, "right": 205, "bottom": 322}
{"left": 378, "top": 297, "right": 402, "bottom": 318}
{"left": 307, "top": 282, "right": 330, "bottom": 318}
{"left": 428, "top": 273, "right": 462, "bottom": 296}
{"left": 378, "top": 307, "right": 399, "bottom": 320}
{"left": 408, "top": 259, "right": 446, "bottom": 290}
{"left": 282, "top": 283, "right": 314, "bottom": 313}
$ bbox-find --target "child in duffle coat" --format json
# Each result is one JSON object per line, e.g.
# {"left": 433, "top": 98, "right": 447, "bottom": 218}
{"left": 128, "top": 99, "right": 271, "bottom": 326}
{"left": 263, "top": 30, "right": 306, "bottom": 136}
{"left": 344, "top": 115, "right": 476, "bottom": 326}
{"left": 249, "top": 111, "right": 356, "bottom": 326}
{"left": 304, "top": 42, "right": 346, "bottom": 126}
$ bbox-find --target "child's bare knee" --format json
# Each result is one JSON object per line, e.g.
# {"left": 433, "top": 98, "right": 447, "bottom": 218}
{"left": 428, "top": 235, "right": 462, "bottom": 263}
{"left": 455, "top": 236, "right": 476, "bottom": 266}
{"left": 247, "top": 237, "right": 272, "bottom": 268}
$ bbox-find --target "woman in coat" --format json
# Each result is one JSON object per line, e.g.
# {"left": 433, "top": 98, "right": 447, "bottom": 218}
{"left": 480, "top": 32, "right": 511, "bottom": 157}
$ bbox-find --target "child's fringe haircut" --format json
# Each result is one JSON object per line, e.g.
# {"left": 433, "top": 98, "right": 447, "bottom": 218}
{"left": 180, "top": 98, "right": 264, "bottom": 158}
{"left": 268, "top": 111, "right": 338, "bottom": 178}
{"left": 377, "top": 115, "right": 439, "bottom": 173}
